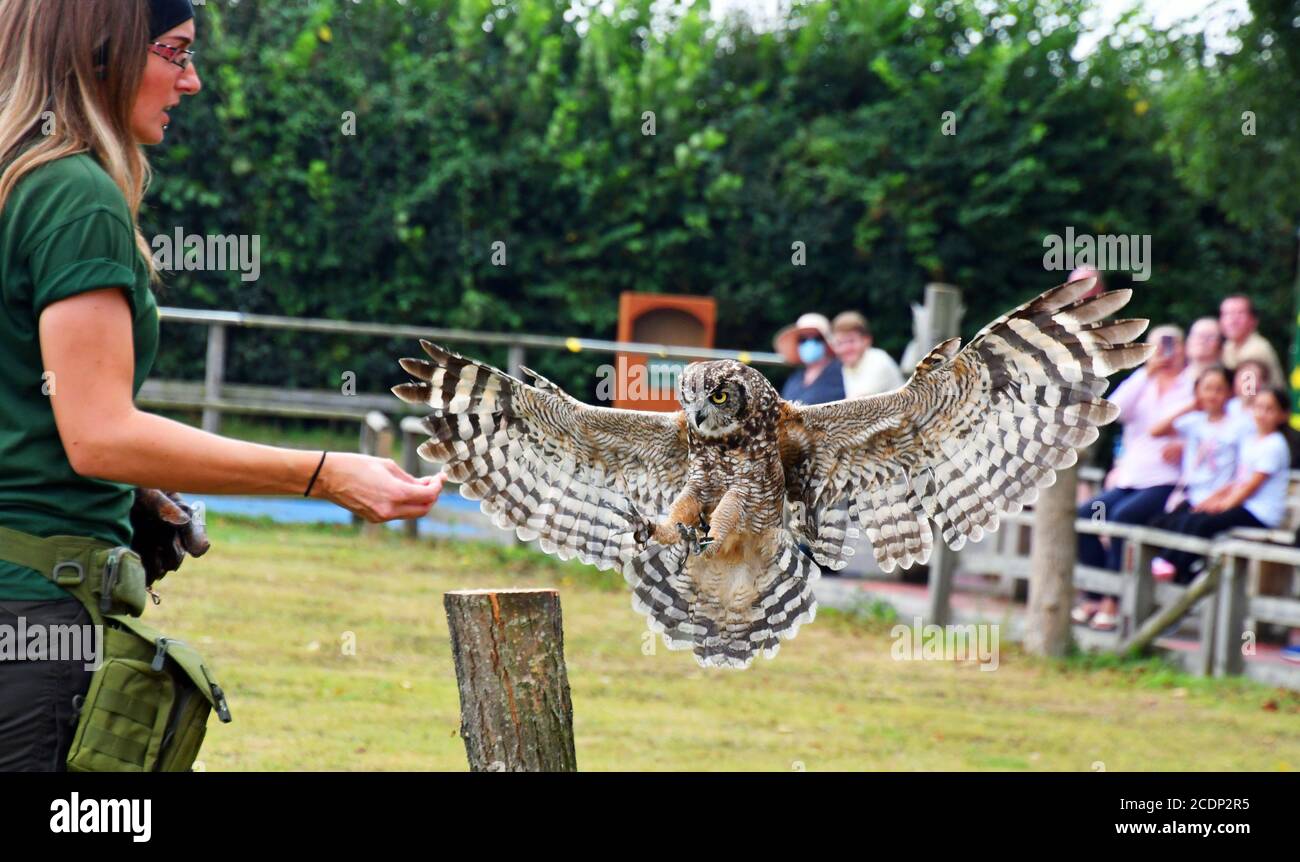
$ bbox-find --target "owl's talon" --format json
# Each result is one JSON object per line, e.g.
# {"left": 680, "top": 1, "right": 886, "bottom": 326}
{"left": 614, "top": 502, "right": 656, "bottom": 546}
{"left": 675, "top": 522, "right": 697, "bottom": 554}
{"left": 675, "top": 522, "right": 714, "bottom": 556}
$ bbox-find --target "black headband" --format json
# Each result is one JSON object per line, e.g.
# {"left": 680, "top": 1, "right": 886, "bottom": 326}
{"left": 149, "top": 0, "right": 195, "bottom": 40}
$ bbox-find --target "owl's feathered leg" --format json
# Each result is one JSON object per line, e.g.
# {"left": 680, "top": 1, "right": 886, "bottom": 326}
{"left": 651, "top": 486, "right": 703, "bottom": 546}
{"left": 697, "top": 489, "right": 743, "bottom": 558}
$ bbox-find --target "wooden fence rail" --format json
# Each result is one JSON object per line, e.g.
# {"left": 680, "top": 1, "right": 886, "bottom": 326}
{"left": 152, "top": 306, "right": 786, "bottom": 436}
{"left": 952, "top": 509, "right": 1300, "bottom": 688}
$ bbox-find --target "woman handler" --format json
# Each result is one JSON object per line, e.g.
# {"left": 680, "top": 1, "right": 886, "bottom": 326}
{"left": 0, "top": 0, "right": 444, "bottom": 770}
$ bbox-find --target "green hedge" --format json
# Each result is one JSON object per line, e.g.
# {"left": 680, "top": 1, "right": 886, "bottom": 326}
{"left": 143, "top": 0, "right": 1296, "bottom": 402}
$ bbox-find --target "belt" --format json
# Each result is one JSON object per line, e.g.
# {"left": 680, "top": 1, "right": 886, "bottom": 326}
{"left": 0, "top": 525, "right": 148, "bottom": 622}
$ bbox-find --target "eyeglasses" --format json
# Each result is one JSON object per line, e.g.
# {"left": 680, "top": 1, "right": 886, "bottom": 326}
{"left": 148, "top": 42, "right": 196, "bottom": 70}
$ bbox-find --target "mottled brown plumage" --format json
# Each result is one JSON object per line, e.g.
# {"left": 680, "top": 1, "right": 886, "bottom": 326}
{"left": 392, "top": 277, "right": 1153, "bottom": 668}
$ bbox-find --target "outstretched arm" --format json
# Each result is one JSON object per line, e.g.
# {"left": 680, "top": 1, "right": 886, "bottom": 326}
{"left": 1149, "top": 399, "right": 1198, "bottom": 438}
{"left": 40, "top": 288, "right": 443, "bottom": 523}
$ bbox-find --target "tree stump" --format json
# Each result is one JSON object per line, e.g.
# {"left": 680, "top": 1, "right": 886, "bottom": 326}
{"left": 1026, "top": 464, "right": 1077, "bottom": 657}
{"left": 443, "top": 589, "right": 577, "bottom": 772}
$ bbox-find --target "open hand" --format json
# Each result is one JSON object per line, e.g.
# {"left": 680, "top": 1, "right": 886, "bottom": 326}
{"left": 315, "top": 453, "right": 445, "bottom": 522}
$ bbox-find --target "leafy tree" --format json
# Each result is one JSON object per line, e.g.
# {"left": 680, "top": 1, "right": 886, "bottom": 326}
{"left": 143, "top": 0, "right": 1294, "bottom": 410}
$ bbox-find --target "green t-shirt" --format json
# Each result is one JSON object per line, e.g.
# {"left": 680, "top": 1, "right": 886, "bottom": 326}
{"left": 0, "top": 153, "right": 159, "bottom": 599}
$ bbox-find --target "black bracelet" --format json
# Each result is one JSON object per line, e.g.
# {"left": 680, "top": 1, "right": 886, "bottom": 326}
{"left": 304, "top": 450, "right": 328, "bottom": 497}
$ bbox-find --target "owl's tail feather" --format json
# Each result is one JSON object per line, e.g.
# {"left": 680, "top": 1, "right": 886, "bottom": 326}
{"left": 623, "top": 530, "right": 820, "bottom": 670}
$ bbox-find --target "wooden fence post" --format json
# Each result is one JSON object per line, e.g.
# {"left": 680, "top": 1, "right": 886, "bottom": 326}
{"left": 202, "top": 322, "right": 227, "bottom": 434}
{"left": 1120, "top": 539, "right": 1157, "bottom": 639}
{"left": 1214, "top": 555, "right": 1249, "bottom": 677}
{"left": 1025, "top": 464, "right": 1077, "bottom": 656}
{"left": 507, "top": 344, "right": 526, "bottom": 381}
{"left": 444, "top": 589, "right": 577, "bottom": 772}
{"left": 1196, "top": 575, "right": 1219, "bottom": 677}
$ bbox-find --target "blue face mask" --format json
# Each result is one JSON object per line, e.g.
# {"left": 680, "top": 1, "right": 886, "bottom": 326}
{"left": 797, "top": 338, "right": 826, "bottom": 364}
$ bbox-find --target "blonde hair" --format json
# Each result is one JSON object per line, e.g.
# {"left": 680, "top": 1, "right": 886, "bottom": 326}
{"left": 0, "top": 0, "right": 157, "bottom": 279}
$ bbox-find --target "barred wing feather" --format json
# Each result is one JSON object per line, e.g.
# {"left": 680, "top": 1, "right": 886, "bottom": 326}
{"left": 780, "top": 278, "right": 1154, "bottom": 573}
{"left": 392, "top": 340, "right": 690, "bottom": 571}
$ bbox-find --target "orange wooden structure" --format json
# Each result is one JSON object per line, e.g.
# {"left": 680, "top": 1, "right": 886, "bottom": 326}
{"left": 614, "top": 293, "right": 717, "bottom": 411}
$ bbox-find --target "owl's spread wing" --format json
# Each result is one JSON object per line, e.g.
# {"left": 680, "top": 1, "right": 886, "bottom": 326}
{"left": 778, "top": 278, "right": 1155, "bottom": 572}
{"left": 392, "top": 341, "right": 690, "bottom": 570}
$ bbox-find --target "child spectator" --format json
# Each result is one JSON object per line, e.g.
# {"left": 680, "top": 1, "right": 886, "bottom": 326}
{"left": 1226, "top": 358, "right": 1270, "bottom": 419}
{"left": 1153, "top": 387, "right": 1293, "bottom": 583}
{"left": 1227, "top": 359, "right": 1300, "bottom": 466}
{"left": 1146, "top": 366, "right": 1251, "bottom": 580}
{"left": 1148, "top": 366, "right": 1250, "bottom": 519}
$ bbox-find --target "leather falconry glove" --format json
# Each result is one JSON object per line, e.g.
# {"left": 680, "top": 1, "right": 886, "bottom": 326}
{"left": 129, "top": 488, "right": 211, "bottom": 586}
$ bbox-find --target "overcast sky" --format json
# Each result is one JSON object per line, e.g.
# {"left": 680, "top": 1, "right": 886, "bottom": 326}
{"left": 708, "top": 0, "right": 1253, "bottom": 53}
{"left": 1076, "top": 0, "right": 1251, "bottom": 54}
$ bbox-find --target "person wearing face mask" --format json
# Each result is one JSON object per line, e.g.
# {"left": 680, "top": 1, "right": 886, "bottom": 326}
{"left": 773, "top": 312, "right": 846, "bottom": 405}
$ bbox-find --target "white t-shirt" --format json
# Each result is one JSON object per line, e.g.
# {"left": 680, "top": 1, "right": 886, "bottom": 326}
{"left": 1237, "top": 431, "right": 1291, "bottom": 528}
{"left": 842, "top": 347, "right": 905, "bottom": 398}
{"left": 1173, "top": 411, "right": 1252, "bottom": 506}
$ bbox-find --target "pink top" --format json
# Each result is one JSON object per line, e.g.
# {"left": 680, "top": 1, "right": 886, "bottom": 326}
{"left": 1106, "top": 366, "right": 1196, "bottom": 489}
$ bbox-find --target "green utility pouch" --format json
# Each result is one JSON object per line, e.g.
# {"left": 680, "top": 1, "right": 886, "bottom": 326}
{"left": 0, "top": 525, "right": 231, "bottom": 772}
{"left": 86, "top": 545, "right": 149, "bottom": 617}
{"left": 66, "top": 615, "right": 231, "bottom": 773}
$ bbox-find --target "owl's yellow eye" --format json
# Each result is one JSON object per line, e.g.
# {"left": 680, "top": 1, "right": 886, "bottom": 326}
{"left": 710, "top": 391, "right": 727, "bottom": 405}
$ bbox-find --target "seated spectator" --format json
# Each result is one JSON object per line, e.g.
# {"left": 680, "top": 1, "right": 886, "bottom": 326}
{"left": 1149, "top": 387, "right": 1293, "bottom": 583}
{"left": 1222, "top": 359, "right": 1300, "bottom": 466}
{"left": 1072, "top": 324, "right": 1194, "bottom": 631}
{"left": 1226, "top": 358, "right": 1271, "bottom": 419}
{"left": 774, "top": 313, "right": 846, "bottom": 405}
{"left": 1145, "top": 367, "right": 1251, "bottom": 577}
{"left": 1185, "top": 317, "right": 1224, "bottom": 375}
{"left": 831, "top": 311, "right": 904, "bottom": 398}
{"left": 1220, "top": 295, "right": 1285, "bottom": 390}
{"left": 1150, "top": 367, "right": 1248, "bottom": 508}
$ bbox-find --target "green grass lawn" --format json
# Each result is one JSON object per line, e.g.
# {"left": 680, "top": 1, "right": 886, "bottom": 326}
{"left": 148, "top": 514, "right": 1300, "bottom": 771}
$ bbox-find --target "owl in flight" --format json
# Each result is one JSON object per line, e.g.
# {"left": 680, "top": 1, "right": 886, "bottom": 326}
{"left": 393, "top": 278, "right": 1152, "bottom": 668}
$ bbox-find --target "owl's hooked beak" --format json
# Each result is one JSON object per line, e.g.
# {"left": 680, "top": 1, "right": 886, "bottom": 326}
{"left": 690, "top": 407, "right": 704, "bottom": 429}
